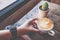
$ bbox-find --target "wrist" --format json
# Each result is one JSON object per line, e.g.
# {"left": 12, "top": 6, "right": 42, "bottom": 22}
{"left": 5, "top": 25, "right": 17, "bottom": 40}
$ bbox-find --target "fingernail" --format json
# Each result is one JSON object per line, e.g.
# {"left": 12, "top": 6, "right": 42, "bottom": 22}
{"left": 33, "top": 24, "right": 38, "bottom": 29}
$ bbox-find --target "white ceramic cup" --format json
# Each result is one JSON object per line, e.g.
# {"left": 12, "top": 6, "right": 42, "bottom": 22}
{"left": 37, "top": 18, "right": 55, "bottom": 36}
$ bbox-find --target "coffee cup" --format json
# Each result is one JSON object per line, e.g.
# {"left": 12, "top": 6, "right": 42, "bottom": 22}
{"left": 37, "top": 17, "right": 55, "bottom": 36}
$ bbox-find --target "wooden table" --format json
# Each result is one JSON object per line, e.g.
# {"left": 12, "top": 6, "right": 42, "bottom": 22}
{"left": 4, "top": 1, "right": 60, "bottom": 40}
{"left": 1, "top": 1, "right": 60, "bottom": 40}
{"left": 21, "top": 2, "right": 60, "bottom": 40}
{"left": 0, "top": 0, "right": 40, "bottom": 29}
{"left": 51, "top": 0, "right": 60, "bottom": 4}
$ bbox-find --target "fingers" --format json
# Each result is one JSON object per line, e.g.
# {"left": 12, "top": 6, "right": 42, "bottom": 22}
{"left": 24, "top": 18, "right": 38, "bottom": 26}
{"left": 28, "top": 18, "right": 39, "bottom": 25}
{"left": 31, "top": 28, "right": 43, "bottom": 34}
{"left": 31, "top": 28, "right": 40, "bottom": 33}
{"left": 28, "top": 18, "right": 39, "bottom": 30}
{"left": 29, "top": 18, "right": 39, "bottom": 23}
{"left": 32, "top": 23, "right": 38, "bottom": 29}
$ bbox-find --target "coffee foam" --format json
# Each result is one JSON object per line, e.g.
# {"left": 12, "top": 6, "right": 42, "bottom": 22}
{"left": 37, "top": 18, "right": 54, "bottom": 31}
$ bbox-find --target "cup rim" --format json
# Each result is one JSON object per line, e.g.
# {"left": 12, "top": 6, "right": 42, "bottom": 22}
{"left": 38, "top": 24, "right": 54, "bottom": 31}
{"left": 37, "top": 18, "right": 54, "bottom": 31}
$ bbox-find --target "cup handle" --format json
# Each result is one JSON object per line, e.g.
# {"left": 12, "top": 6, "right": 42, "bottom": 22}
{"left": 48, "top": 30, "right": 55, "bottom": 36}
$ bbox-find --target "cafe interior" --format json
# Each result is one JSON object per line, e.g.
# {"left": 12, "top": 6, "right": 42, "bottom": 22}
{"left": 0, "top": 0, "right": 60, "bottom": 40}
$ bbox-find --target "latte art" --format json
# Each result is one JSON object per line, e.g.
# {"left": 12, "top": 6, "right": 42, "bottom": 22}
{"left": 37, "top": 18, "right": 54, "bottom": 30}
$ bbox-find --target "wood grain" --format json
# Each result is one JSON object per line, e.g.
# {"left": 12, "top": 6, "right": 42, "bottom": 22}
{"left": 51, "top": 0, "right": 60, "bottom": 4}
{"left": 0, "top": 0, "right": 40, "bottom": 29}
{"left": 18, "top": 2, "right": 60, "bottom": 40}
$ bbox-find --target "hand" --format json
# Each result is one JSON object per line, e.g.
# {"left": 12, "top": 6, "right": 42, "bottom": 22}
{"left": 17, "top": 18, "right": 40, "bottom": 35}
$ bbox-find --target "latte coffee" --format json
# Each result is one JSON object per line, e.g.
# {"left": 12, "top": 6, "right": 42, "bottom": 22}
{"left": 37, "top": 18, "right": 54, "bottom": 31}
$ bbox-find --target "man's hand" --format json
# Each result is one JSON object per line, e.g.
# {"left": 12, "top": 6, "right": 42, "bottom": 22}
{"left": 17, "top": 18, "right": 40, "bottom": 36}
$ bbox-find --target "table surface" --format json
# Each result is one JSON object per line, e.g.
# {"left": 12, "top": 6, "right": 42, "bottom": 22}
{"left": 29, "top": 2, "right": 60, "bottom": 40}
{"left": 12, "top": 1, "right": 60, "bottom": 40}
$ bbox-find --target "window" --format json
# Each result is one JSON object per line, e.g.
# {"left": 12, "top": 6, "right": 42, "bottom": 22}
{"left": 0, "top": 0, "right": 25, "bottom": 16}
{"left": 0, "top": 0, "right": 29, "bottom": 23}
{"left": 0, "top": 0, "right": 17, "bottom": 10}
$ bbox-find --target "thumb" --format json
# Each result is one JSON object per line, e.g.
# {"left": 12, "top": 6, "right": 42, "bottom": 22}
{"left": 32, "top": 28, "right": 40, "bottom": 33}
